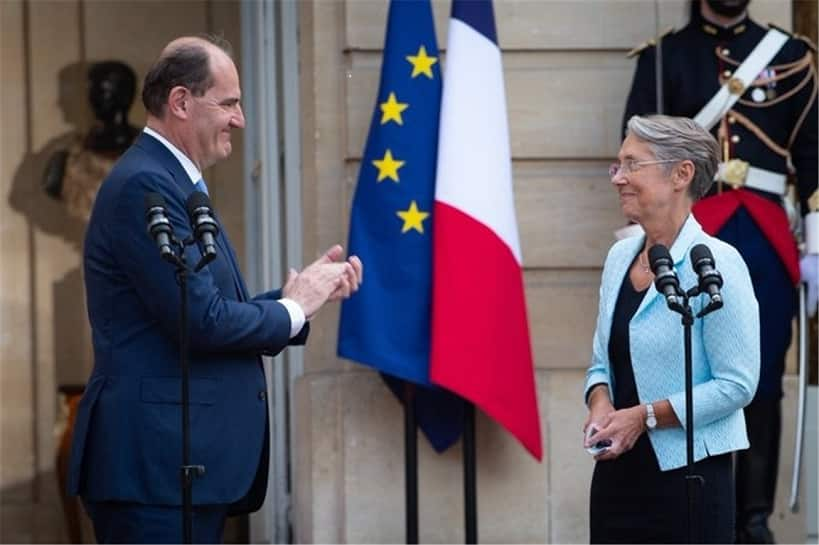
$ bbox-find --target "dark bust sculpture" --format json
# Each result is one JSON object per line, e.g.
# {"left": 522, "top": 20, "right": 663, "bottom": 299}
{"left": 42, "top": 63, "right": 139, "bottom": 543}
{"left": 42, "top": 61, "right": 139, "bottom": 215}
{"left": 85, "top": 61, "right": 140, "bottom": 152}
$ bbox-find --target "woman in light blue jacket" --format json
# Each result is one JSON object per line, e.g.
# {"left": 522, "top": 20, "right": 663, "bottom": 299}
{"left": 583, "top": 115, "right": 759, "bottom": 543}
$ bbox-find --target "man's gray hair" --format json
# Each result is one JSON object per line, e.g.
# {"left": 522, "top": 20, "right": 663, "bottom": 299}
{"left": 626, "top": 114, "right": 719, "bottom": 200}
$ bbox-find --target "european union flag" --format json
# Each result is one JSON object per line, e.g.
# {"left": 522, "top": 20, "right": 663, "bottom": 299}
{"left": 337, "top": 0, "right": 463, "bottom": 452}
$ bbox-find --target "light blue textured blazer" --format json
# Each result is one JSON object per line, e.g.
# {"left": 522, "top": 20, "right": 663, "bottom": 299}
{"left": 584, "top": 215, "right": 760, "bottom": 471}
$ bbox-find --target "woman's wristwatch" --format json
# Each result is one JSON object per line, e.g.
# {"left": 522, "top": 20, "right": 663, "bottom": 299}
{"left": 645, "top": 403, "right": 657, "bottom": 430}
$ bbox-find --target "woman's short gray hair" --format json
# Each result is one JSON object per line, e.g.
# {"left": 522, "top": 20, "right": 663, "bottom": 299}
{"left": 626, "top": 114, "right": 719, "bottom": 200}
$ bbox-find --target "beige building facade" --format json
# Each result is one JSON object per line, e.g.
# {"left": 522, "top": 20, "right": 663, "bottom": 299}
{"left": 0, "top": 0, "right": 808, "bottom": 543}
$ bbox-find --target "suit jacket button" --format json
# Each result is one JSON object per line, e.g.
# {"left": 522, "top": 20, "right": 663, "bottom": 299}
{"left": 258, "top": 391, "right": 267, "bottom": 401}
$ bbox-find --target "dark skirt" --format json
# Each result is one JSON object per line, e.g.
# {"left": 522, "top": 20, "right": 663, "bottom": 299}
{"left": 590, "top": 434, "right": 735, "bottom": 544}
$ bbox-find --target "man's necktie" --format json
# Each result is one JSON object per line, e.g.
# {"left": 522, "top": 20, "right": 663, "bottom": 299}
{"left": 195, "top": 179, "right": 209, "bottom": 196}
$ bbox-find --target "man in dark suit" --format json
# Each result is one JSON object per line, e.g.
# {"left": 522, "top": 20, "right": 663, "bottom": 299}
{"left": 67, "top": 35, "right": 362, "bottom": 543}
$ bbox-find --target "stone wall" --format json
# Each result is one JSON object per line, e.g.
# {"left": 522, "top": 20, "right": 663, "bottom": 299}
{"left": 292, "top": 0, "right": 801, "bottom": 542}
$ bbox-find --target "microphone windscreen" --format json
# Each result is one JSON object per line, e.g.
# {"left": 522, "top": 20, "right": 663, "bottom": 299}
{"left": 690, "top": 244, "right": 713, "bottom": 265}
{"left": 186, "top": 190, "right": 211, "bottom": 216}
{"left": 144, "top": 192, "right": 166, "bottom": 211}
{"left": 648, "top": 244, "right": 672, "bottom": 272}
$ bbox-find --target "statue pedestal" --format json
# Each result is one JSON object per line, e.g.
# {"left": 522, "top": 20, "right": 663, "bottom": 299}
{"left": 56, "top": 384, "right": 90, "bottom": 543}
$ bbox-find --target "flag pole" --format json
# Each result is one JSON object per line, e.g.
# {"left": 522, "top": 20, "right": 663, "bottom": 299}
{"left": 464, "top": 400, "right": 477, "bottom": 544}
{"left": 403, "top": 382, "right": 419, "bottom": 544}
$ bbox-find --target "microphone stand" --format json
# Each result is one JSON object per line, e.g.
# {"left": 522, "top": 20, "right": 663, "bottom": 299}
{"left": 665, "top": 286, "right": 722, "bottom": 544}
{"left": 160, "top": 237, "right": 206, "bottom": 544}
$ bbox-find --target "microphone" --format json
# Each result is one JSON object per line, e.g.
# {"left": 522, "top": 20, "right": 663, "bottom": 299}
{"left": 144, "top": 192, "right": 176, "bottom": 263}
{"left": 690, "top": 244, "right": 724, "bottom": 316}
{"left": 185, "top": 191, "right": 219, "bottom": 271}
{"left": 648, "top": 244, "right": 683, "bottom": 312}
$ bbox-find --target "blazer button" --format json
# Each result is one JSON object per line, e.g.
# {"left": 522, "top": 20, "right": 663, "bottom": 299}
{"left": 258, "top": 391, "right": 267, "bottom": 401}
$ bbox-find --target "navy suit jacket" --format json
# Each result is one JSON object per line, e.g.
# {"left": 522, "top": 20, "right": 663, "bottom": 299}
{"left": 67, "top": 133, "right": 306, "bottom": 510}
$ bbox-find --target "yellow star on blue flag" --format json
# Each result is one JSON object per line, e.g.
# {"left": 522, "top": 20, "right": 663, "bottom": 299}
{"left": 380, "top": 92, "right": 409, "bottom": 125}
{"left": 406, "top": 45, "right": 438, "bottom": 79}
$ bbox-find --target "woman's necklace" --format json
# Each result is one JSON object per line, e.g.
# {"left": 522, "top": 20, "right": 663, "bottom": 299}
{"left": 638, "top": 250, "right": 651, "bottom": 273}
{"left": 631, "top": 249, "right": 655, "bottom": 292}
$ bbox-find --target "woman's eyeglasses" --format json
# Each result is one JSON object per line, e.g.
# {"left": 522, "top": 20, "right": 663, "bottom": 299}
{"left": 609, "top": 159, "right": 678, "bottom": 179}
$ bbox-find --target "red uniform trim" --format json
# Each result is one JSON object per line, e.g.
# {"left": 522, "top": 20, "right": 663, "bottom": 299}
{"left": 693, "top": 189, "right": 800, "bottom": 284}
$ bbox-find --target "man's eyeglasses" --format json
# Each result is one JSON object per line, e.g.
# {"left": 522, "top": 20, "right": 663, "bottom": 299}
{"left": 608, "top": 159, "right": 678, "bottom": 179}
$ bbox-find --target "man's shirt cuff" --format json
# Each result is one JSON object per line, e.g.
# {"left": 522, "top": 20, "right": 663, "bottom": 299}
{"left": 278, "top": 298, "right": 306, "bottom": 338}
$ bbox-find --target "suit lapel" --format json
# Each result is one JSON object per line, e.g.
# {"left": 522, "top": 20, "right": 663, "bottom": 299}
{"left": 134, "top": 133, "right": 192, "bottom": 199}
{"left": 668, "top": 214, "right": 702, "bottom": 268}
{"left": 212, "top": 213, "right": 249, "bottom": 301}
{"left": 137, "top": 133, "right": 248, "bottom": 301}
{"left": 220, "top": 233, "right": 250, "bottom": 300}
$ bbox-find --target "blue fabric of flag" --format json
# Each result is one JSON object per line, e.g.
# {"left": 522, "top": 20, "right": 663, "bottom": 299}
{"left": 452, "top": 0, "right": 497, "bottom": 44}
{"left": 337, "top": 0, "right": 463, "bottom": 452}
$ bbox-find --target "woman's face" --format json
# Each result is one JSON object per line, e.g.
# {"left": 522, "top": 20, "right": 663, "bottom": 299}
{"left": 611, "top": 134, "right": 680, "bottom": 224}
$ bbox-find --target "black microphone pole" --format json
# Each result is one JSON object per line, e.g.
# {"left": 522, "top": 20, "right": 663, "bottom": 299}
{"left": 649, "top": 244, "right": 703, "bottom": 543}
{"left": 145, "top": 193, "right": 204, "bottom": 544}
{"left": 177, "top": 258, "right": 205, "bottom": 544}
{"left": 179, "top": 192, "right": 220, "bottom": 541}
{"left": 169, "top": 224, "right": 203, "bottom": 545}
{"left": 178, "top": 254, "right": 207, "bottom": 544}
{"left": 680, "top": 293, "right": 704, "bottom": 544}
{"left": 178, "top": 251, "right": 194, "bottom": 544}
{"left": 179, "top": 196, "right": 209, "bottom": 543}
{"left": 684, "top": 244, "right": 725, "bottom": 543}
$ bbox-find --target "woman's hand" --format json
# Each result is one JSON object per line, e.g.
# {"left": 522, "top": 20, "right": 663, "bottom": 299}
{"left": 583, "top": 385, "right": 616, "bottom": 457}
{"left": 589, "top": 405, "right": 646, "bottom": 461}
{"left": 583, "top": 387, "right": 615, "bottom": 436}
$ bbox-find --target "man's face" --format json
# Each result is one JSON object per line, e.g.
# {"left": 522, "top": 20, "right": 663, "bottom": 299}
{"left": 188, "top": 51, "right": 245, "bottom": 170}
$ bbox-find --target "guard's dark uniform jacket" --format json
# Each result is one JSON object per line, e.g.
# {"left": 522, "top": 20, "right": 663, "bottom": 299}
{"left": 624, "top": 12, "right": 817, "bottom": 400}
{"left": 623, "top": 10, "right": 817, "bottom": 543}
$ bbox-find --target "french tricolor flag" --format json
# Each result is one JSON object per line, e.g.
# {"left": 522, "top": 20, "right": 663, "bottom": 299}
{"left": 431, "top": 0, "right": 542, "bottom": 460}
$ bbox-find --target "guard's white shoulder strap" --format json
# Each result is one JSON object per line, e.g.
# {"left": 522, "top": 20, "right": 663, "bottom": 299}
{"left": 694, "top": 28, "right": 790, "bottom": 130}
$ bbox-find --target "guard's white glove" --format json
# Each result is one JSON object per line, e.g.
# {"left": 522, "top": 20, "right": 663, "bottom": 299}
{"left": 801, "top": 254, "right": 818, "bottom": 318}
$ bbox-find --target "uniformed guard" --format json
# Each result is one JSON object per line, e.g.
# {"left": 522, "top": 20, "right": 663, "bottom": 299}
{"left": 622, "top": 1, "right": 818, "bottom": 542}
